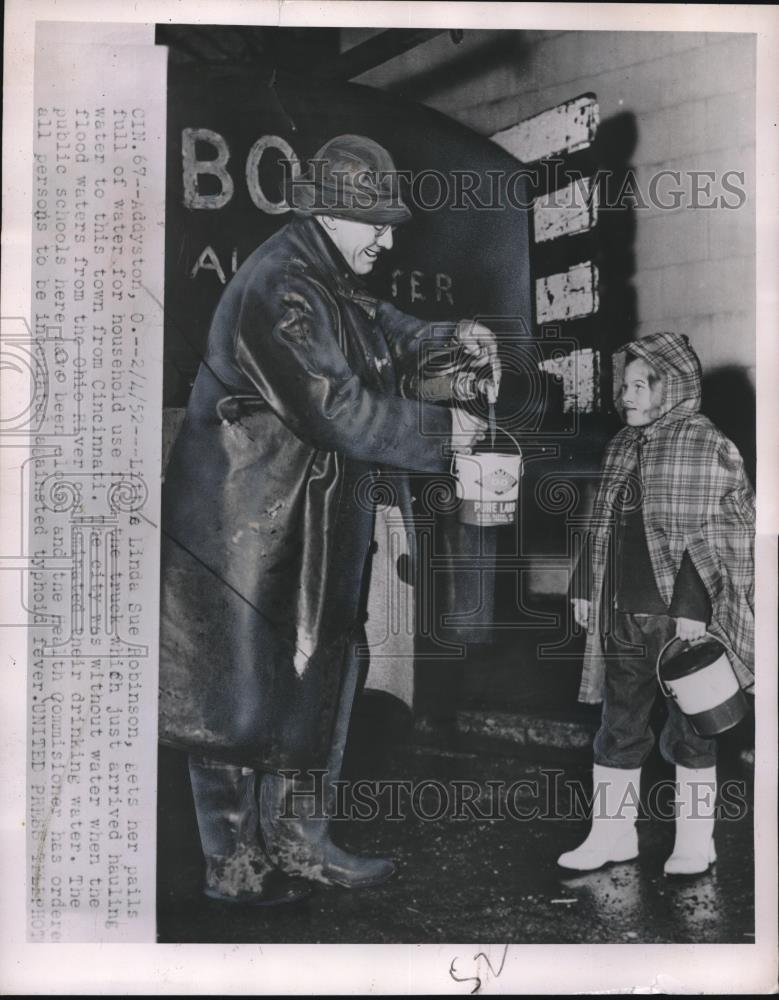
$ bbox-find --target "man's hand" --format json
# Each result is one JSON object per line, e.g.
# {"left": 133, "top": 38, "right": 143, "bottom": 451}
{"left": 455, "top": 320, "right": 501, "bottom": 404}
{"left": 571, "top": 598, "right": 591, "bottom": 628}
{"left": 450, "top": 408, "right": 488, "bottom": 453}
{"left": 676, "top": 617, "right": 707, "bottom": 643}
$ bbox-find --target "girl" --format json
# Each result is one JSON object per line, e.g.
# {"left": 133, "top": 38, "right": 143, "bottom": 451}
{"left": 560, "top": 332, "right": 754, "bottom": 875}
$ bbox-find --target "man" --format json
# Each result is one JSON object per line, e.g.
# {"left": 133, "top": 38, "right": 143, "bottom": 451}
{"left": 159, "top": 135, "right": 500, "bottom": 905}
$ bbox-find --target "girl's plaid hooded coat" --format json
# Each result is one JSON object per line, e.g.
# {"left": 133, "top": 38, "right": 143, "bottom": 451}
{"left": 576, "top": 332, "right": 755, "bottom": 704}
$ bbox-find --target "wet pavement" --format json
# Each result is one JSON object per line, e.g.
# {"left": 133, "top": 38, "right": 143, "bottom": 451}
{"left": 157, "top": 728, "right": 754, "bottom": 945}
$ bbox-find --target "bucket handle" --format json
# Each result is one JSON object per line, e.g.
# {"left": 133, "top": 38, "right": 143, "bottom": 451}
{"left": 492, "top": 425, "right": 523, "bottom": 455}
{"left": 656, "top": 631, "right": 737, "bottom": 699}
{"left": 449, "top": 423, "right": 523, "bottom": 477}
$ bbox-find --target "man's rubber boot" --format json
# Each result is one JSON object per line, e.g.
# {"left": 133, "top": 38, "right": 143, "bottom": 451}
{"left": 189, "top": 756, "right": 312, "bottom": 905}
{"left": 258, "top": 772, "right": 395, "bottom": 888}
{"left": 258, "top": 640, "right": 394, "bottom": 889}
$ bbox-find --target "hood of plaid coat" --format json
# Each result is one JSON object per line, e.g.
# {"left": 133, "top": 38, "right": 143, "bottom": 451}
{"left": 576, "top": 333, "right": 755, "bottom": 704}
{"left": 613, "top": 330, "right": 702, "bottom": 423}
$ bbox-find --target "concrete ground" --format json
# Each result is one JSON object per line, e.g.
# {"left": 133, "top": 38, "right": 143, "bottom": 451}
{"left": 157, "top": 710, "right": 754, "bottom": 945}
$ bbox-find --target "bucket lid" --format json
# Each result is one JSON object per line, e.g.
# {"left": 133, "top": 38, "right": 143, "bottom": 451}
{"left": 660, "top": 636, "right": 728, "bottom": 681}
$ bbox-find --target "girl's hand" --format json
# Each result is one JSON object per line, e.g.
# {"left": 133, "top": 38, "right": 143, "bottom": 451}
{"left": 676, "top": 617, "right": 707, "bottom": 643}
{"left": 571, "top": 598, "right": 591, "bottom": 628}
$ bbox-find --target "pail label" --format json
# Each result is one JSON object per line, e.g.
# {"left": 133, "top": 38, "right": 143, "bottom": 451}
{"left": 453, "top": 452, "right": 522, "bottom": 526}
{"left": 667, "top": 653, "right": 741, "bottom": 714}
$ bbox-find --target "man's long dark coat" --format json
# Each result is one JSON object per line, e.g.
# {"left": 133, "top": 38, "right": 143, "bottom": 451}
{"left": 159, "top": 216, "right": 453, "bottom": 771}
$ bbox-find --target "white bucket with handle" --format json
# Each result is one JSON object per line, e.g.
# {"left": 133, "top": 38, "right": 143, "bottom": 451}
{"left": 657, "top": 633, "right": 748, "bottom": 737}
{"left": 451, "top": 428, "right": 522, "bottom": 527}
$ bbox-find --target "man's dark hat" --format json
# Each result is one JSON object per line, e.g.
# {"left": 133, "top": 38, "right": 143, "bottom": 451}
{"left": 289, "top": 134, "right": 412, "bottom": 225}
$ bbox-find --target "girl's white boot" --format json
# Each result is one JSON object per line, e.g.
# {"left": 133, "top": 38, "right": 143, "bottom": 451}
{"left": 664, "top": 764, "right": 717, "bottom": 876}
{"left": 558, "top": 764, "right": 641, "bottom": 871}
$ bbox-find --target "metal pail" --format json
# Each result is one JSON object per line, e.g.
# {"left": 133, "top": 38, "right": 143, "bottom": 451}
{"left": 451, "top": 430, "right": 522, "bottom": 527}
{"left": 657, "top": 633, "right": 748, "bottom": 737}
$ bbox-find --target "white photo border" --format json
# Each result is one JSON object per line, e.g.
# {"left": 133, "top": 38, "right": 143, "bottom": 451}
{"left": 2, "top": 1, "right": 777, "bottom": 993}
